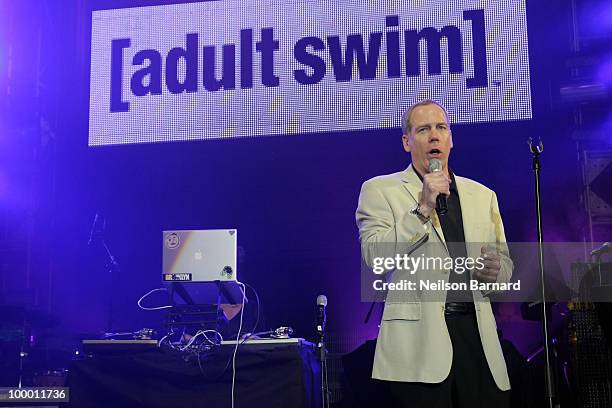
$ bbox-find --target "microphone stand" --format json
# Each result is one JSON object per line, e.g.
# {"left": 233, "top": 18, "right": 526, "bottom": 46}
{"left": 316, "top": 315, "right": 330, "bottom": 408}
{"left": 90, "top": 214, "right": 120, "bottom": 333}
{"left": 101, "top": 236, "right": 120, "bottom": 333}
{"left": 528, "top": 138, "right": 556, "bottom": 408}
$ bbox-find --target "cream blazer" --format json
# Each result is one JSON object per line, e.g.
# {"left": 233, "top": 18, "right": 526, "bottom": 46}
{"left": 356, "top": 165, "right": 512, "bottom": 390}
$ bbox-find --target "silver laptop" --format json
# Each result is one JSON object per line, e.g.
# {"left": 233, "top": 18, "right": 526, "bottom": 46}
{"left": 162, "top": 229, "right": 237, "bottom": 282}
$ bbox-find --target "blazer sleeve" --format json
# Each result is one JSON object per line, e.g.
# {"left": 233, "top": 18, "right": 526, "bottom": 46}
{"left": 356, "top": 179, "right": 432, "bottom": 272}
{"left": 481, "top": 191, "right": 513, "bottom": 296}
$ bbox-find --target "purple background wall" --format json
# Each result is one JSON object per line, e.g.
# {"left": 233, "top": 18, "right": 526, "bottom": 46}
{"left": 1, "top": 0, "right": 611, "bottom": 368}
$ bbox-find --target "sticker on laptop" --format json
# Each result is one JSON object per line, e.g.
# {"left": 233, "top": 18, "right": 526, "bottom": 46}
{"left": 221, "top": 266, "right": 234, "bottom": 279}
{"left": 164, "top": 273, "right": 192, "bottom": 281}
{"left": 165, "top": 233, "right": 180, "bottom": 249}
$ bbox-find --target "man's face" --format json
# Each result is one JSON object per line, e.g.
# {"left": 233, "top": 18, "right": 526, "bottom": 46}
{"left": 402, "top": 104, "right": 453, "bottom": 176}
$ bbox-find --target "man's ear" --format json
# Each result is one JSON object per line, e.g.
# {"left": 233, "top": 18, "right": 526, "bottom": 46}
{"left": 449, "top": 130, "right": 453, "bottom": 149}
{"left": 402, "top": 134, "right": 412, "bottom": 153}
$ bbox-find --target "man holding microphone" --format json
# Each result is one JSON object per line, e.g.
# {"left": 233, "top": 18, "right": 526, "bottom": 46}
{"left": 356, "top": 100, "right": 512, "bottom": 407}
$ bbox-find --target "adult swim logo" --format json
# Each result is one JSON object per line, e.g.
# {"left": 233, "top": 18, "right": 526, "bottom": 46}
{"left": 110, "top": 11, "right": 487, "bottom": 113}
{"left": 89, "top": 0, "right": 531, "bottom": 145}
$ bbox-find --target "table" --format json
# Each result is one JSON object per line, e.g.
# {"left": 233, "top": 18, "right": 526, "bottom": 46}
{"left": 68, "top": 341, "right": 321, "bottom": 408}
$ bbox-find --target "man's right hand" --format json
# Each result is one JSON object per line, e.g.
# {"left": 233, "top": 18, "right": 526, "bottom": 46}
{"left": 419, "top": 172, "right": 451, "bottom": 218}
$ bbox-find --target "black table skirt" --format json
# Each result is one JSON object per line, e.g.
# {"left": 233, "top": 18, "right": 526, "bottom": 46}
{"left": 67, "top": 344, "right": 321, "bottom": 408}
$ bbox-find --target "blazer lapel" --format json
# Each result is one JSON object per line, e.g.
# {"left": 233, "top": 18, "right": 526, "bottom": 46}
{"left": 401, "top": 165, "right": 448, "bottom": 254}
{"left": 455, "top": 177, "right": 480, "bottom": 261}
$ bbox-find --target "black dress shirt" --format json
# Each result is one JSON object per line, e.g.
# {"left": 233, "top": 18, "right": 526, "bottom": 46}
{"left": 414, "top": 167, "right": 471, "bottom": 302}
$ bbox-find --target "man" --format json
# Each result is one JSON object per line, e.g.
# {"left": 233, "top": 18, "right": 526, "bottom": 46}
{"left": 356, "top": 100, "right": 512, "bottom": 407}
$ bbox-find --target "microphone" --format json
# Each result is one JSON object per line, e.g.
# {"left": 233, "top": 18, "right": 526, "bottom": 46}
{"left": 88, "top": 213, "right": 100, "bottom": 246}
{"left": 316, "top": 295, "right": 327, "bottom": 335}
{"left": 591, "top": 242, "right": 611, "bottom": 257}
{"left": 428, "top": 158, "right": 448, "bottom": 215}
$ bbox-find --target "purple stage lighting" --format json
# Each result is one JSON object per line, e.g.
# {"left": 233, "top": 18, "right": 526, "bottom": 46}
{"left": 578, "top": 0, "right": 612, "bottom": 39}
{"left": 596, "top": 54, "right": 612, "bottom": 86}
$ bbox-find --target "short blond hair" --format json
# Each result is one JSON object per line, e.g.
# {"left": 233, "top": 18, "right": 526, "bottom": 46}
{"left": 401, "top": 100, "right": 449, "bottom": 135}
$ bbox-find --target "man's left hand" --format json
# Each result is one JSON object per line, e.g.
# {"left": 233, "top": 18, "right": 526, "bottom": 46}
{"left": 473, "top": 245, "right": 501, "bottom": 283}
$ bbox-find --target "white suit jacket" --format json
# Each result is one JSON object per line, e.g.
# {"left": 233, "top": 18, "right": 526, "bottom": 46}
{"left": 356, "top": 165, "right": 512, "bottom": 391}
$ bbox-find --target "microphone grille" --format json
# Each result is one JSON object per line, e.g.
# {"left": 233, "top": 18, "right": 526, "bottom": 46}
{"left": 317, "top": 294, "right": 328, "bottom": 307}
{"left": 428, "top": 158, "right": 441, "bottom": 172}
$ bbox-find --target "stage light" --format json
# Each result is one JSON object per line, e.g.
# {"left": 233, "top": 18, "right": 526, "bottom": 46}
{"left": 557, "top": 51, "right": 612, "bottom": 106}
{"left": 559, "top": 82, "right": 608, "bottom": 105}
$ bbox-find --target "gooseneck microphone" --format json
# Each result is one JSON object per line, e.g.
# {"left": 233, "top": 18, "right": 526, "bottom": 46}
{"left": 88, "top": 213, "right": 100, "bottom": 246}
{"left": 428, "top": 158, "right": 448, "bottom": 215}
{"left": 591, "top": 242, "right": 611, "bottom": 257}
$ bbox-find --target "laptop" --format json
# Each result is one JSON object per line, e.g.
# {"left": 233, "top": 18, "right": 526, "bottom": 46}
{"left": 163, "top": 229, "right": 244, "bottom": 305}
{"left": 162, "top": 229, "right": 237, "bottom": 282}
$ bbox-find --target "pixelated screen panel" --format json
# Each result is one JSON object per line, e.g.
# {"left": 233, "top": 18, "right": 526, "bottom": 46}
{"left": 89, "top": 0, "right": 532, "bottom": 146}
